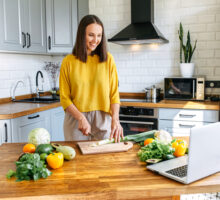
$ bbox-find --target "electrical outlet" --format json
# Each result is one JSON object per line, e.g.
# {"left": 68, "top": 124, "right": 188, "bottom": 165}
{"left": 205, "top": 81, "right": 220, "bottom": 88}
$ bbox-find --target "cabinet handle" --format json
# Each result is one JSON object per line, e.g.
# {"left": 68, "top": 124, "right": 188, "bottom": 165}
{"left": 28, "top": 114, "right": 40, "bottom": 119}
{"left": 179, "top": 114, "right": 196, "bottom": 118}
{"left": 48, "top": 36, "right": 51, "bottom": 50}
{"left": 26, "top": 33, "right": 31, "bottom": 48}
{"left": 179, "top": 124, "right": 195, "bottom": 128}
{"left": 22, "top": 32, "right": 26, "bottom": 48}
{"left": 4, "top": 123, "right": 8, "bottom": 143}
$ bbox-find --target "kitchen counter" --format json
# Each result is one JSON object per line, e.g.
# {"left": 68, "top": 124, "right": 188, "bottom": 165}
{"left": 0, "top": 92, "right": 219, "bottom": 120}
{"left": 0, "top": 102, "right": 61, "bottom": 119}
{"left": 1, "top": 141, "right": 220, "bottom": 199}
{"left": 120, "top": 99, "right": 220, "bottom": 110}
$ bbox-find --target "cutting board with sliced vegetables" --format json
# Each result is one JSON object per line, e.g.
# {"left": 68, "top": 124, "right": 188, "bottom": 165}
{"left": 77, "top": 141, "right": 133, "bottom": 155}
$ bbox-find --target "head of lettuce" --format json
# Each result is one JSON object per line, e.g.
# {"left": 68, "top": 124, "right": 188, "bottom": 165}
{"left": 28, "top": 128, "right": 50, "bottom": 146}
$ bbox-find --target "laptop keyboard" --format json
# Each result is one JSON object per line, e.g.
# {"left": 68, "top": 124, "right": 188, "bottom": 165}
{"left": 165, "top": 165, "right": 188, "bottom": 178}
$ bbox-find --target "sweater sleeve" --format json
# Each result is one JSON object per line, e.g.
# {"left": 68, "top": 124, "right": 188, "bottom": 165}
{"left": 59, "top": 56, "right": 73, "bottom": 110}
{"left": 109, "top": 54, "right": 120, "bottom": 104}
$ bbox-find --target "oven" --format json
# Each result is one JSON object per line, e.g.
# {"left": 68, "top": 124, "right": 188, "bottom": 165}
{"left": 119, "top": 106, "right": 158, "bottom": 136}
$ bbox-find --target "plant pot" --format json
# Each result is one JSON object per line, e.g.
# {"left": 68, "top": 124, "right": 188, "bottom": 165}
{"left": 180, "top": 63, "right": 195, "bottom": 78}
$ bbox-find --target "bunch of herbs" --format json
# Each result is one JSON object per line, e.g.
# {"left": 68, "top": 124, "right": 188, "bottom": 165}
{"left": 6, "top": 153, "right": 52, "bottom": 182}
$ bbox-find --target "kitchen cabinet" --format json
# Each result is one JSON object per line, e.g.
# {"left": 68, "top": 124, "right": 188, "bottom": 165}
{"left": 50, "top": 107, "right": 65, "bottom": 141}
{"left": 0, "top": 0, "right": 46, "bottom": 53}
{"left": 0, "top": 120, "right": 12, "bottom": 145}
{"left": 158, "top": 108, "right": 219, "bottom": 136}
{"left": 46, "top": 0, "right": 78, "bottom": 54}
{"left": 10, "top": 107, "right": 65, "bottom": 143}
{"left": 11, "top": 110, "right": 51, "bottom": 143}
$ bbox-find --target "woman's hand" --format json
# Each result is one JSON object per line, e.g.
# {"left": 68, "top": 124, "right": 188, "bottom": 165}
{"left": 110, "top": 118, "right": 123, "bottom": 143}
{"left": 78, "top": 116, "right": 91, "bottom": 136}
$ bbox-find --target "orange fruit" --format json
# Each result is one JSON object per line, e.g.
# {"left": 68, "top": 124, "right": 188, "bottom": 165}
{"left": 23, "top": 144, "right": 36, "bottom": 153}
{"left": 144, "top": 138, "right": 154, "bottom": 146}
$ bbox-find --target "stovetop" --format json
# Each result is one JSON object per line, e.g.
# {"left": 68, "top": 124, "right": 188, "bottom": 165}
{"left": 120, "top": 98, "right": 161, "bottom": 103}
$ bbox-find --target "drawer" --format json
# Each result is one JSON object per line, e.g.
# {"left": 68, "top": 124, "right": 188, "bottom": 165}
{"left": 159, "top": 119, "right": 212, "bottom": 136}
{"left": 18, "top": 110, "right": 49, "bottom": 126}
{"left": 159, "top": 108, "right": 218, "bottom": 122}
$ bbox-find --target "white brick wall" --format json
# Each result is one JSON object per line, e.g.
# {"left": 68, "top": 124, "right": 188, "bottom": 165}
{"left": 0, "top": 53, "right": 56, "bottom": 98}
{"left": 90, "top": 0, "right": 220, "bottom": 92}
{"left": 0, "top": 0, "right": 220, "bottom": 98}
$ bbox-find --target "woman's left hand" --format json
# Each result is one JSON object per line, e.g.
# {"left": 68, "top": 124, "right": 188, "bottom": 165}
{"left": 110, "top": 118, "right": 123, "bottom": 143}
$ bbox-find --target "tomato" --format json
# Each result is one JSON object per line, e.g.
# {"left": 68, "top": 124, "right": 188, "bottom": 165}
{"left": 23, "top": 143, "right": 36, "bottom": 153}
{"left": 172, "top": 139, "right": 187, "bottom": 157}
{"left": 144, "top": 138, "right": 154, "bottom": 146}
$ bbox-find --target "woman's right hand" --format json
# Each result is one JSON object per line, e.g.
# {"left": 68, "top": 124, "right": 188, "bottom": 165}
{"left": 78, "top": 116, "right": 91, "bottom": 136}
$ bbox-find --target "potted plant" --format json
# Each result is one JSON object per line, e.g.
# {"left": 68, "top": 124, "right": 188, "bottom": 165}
{"left": 178, "top": 23, "right": 197, "bottom": 77}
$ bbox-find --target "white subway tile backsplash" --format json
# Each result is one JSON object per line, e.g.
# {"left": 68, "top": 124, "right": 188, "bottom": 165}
{"left": 0, "top": 53, "right": 55, "bottom": 98}
{"left": 99, "top": 0, "right": 220, "bottom": 93}
{"left": 1, "top": 0, "right": 220, "bottom": 98}
{"left": 198, "top": 32, "right": 215, "bottom": 41}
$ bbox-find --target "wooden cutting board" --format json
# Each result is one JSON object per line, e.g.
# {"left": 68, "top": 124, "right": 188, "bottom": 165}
{"left": 77, "top": 141, "right": 133, "bottom": 155}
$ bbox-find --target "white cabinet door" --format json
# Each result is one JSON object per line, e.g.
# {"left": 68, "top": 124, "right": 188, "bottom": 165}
{"left": 0, "top": 0, "right": 46, "bottom": 53}
{"left": 23, "top": 0, "right": 46, "bottom": 53}
{"left": 0, "top": 120, "right": 12, "bottom": 145}
{"left": 0, "top": 0, "right": 24, "bottom": 51}
{"left": 11, "top": 110, "right": 51, "bottom": 143}
{"left": 50, "top": 107, "right": 65, "bottom": 141}
{"left": 46, "top": 0, "right": 77, "bottom": 53}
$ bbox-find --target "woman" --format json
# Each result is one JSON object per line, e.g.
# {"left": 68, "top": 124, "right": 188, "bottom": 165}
{"left": 59, "top": 15, "right": 123, "bottom": 142}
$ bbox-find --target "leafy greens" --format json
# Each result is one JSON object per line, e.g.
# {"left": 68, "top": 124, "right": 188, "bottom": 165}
{"left": 138, "top": 140, "right": 175, "bottom": 162}
{"left": 6, "top": 153, "right": 52, "bottom": 182}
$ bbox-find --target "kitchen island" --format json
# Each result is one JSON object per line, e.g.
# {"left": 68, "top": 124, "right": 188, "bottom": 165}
{"left": 1, "top": 142, "right": 220, "bottom": 200}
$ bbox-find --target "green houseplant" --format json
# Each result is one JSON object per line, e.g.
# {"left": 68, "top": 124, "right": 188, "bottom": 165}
{"left": 178, "top": 23, "right": 197, "bottom": 77}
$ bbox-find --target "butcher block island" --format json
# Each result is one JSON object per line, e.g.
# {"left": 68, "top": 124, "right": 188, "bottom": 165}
{"left": 1, "top": 142, "right": 220, "bottom": 200}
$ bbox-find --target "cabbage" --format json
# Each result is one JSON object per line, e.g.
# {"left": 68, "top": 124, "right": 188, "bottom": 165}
{"left": 154, "top": 129, "right": 172, "bottom": 144}
{"left": 28, "top": 128, "right": 50, "bottom": 146}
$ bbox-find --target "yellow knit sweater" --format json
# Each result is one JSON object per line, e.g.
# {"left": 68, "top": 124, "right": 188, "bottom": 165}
{"left": 59, "top": 52, "right": 120, "bottom": 114}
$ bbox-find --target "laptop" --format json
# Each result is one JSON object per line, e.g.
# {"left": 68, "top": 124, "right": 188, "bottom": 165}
{"left": 147, "top": 122, "right": 220, "bottom": 184}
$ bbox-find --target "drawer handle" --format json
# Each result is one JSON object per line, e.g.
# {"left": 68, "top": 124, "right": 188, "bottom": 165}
{"left": 179, "top": 114, "right": 196, "bottom": 118}
{"left": 28, "top": 114, "right": 40, "bottom": 119}
{"left": 4, "top": 123, "right": 8, "bottom": 143}
{"left": 120, "top": 120, "right": 154, "bottom": 125}
{"left": 179, "top": 124, "right": 195, "bottom": 128}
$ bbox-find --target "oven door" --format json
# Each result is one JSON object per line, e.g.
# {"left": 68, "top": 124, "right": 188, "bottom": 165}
{"left": 120, "top": 116, "right": 157, "bottom": 136}
{"left": 164, "top": 78, "right": 196, "bottom": 100}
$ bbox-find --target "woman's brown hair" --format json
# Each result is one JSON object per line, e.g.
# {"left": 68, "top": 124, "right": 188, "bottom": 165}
{"left": 72, "top": 15, "right": 107, "bottom": 63}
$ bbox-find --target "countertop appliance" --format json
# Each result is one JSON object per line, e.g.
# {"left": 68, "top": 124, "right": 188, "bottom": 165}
{"left": 119, "top": 106, "right": 158, "bottom": 136}
{"left": 164, "top": 77, "right": 205, "bottom": 101}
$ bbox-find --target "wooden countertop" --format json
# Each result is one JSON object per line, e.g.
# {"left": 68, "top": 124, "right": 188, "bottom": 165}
{"left": 121, "top": 99, "right": 220, "bottom": 110}
{"left": 1, "top": 142, "right": 220, "bottom": 200}
{"left": 0, "top": 92, "right": 219, "bottom": 120}
{"left": 0, "top": 102, "right": 61, "bottom": 119}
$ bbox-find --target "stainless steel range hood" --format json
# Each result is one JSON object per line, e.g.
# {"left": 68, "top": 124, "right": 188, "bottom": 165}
{"left": 108, "top": 0, "right": 169, "bottom": 45}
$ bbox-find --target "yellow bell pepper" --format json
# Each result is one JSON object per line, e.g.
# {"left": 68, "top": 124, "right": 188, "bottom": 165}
{"left": 46, "top": 152, "right": 64, "bottom": 169}
{"left": 172, "top": 139, "right": 187, "bottom": 157}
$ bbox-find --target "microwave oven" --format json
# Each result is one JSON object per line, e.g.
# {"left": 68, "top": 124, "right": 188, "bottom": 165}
{"left": 164, "top": 77, "right": 205, "bottom": 100}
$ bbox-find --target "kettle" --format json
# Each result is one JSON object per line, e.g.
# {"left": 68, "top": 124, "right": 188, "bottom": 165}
{"left": 144, "top": 85, "right": 161, "bottom": 102}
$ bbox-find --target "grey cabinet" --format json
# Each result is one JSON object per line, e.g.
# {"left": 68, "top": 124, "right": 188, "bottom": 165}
{"left": 0, "top": 0, "right": 46, "bottom": 53}
{"left": 158, "top": 108, "right": 219, "bottom": 136}
{"left": 10, "top": 107, "right": 65, "bottom": 143}
{"left": 0, "top": 0, "right": 23, "bottom": 51}
{"left": 46, "top": 0, "right": 78, "bottom": 53}
{"left": 11, "top": 110, "right": 51, "bottom": 143}
{"left": 0, "top": 120, "right": 12, "bottom": 145}
{"left": 50, "top": 107, "right": 65, "bottom": 141}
